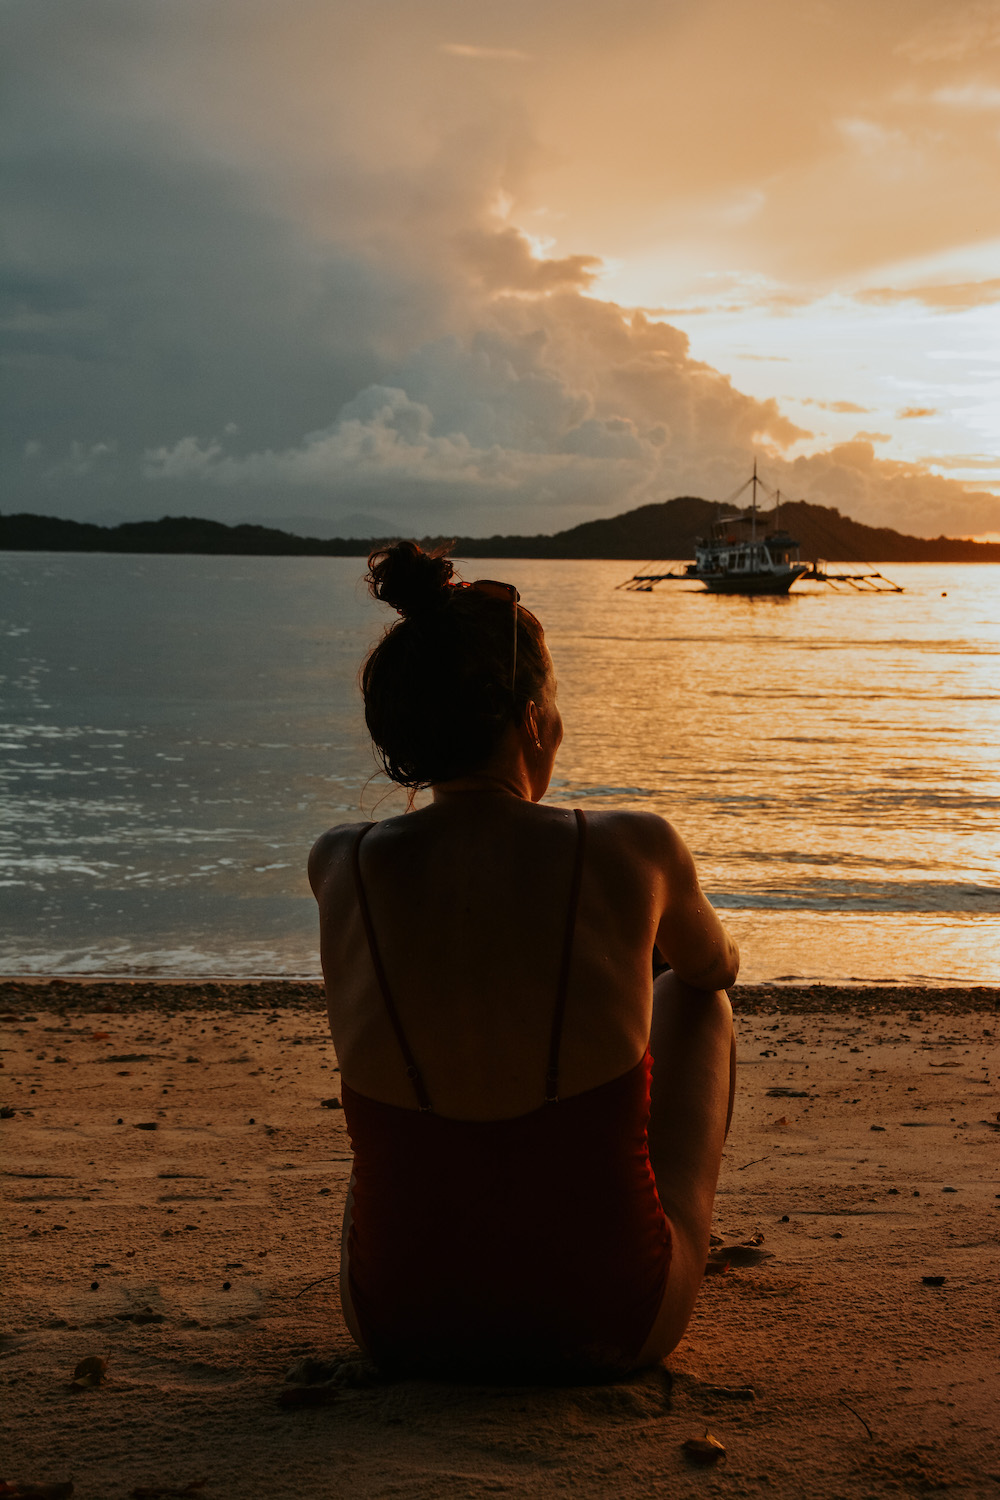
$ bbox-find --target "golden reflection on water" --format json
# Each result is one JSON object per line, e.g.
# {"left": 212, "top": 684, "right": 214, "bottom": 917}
{"left": 464, "top": 560, "right": 1000, "bottom": 984}
{"left": 0, "top": 553, "right": 995, "bottom": 983}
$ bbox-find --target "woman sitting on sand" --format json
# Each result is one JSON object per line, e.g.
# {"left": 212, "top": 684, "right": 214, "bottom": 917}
{"left": 308, "top": 541, "right": 738, "bottom": 1378}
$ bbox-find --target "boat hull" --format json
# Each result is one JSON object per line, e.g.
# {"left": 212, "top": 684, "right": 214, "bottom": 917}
{"left": 697, "top": 565, "right": 808, "bottom": 595}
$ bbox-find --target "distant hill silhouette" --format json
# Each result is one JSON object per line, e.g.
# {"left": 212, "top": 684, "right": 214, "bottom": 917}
{"left": 0, "top": 513, "right": 355, "bottom": 556}
{"left": 2, "top": 499, "right": 999, "bottom": 562}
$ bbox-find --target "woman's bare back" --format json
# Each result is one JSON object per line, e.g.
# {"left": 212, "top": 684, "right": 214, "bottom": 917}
{"left": 309, "top": 796, "right": 734, "bottom": 1120}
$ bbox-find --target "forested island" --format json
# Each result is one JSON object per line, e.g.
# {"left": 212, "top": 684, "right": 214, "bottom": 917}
{"left": 2, "top": 499, "right": 999, "bottom": 562}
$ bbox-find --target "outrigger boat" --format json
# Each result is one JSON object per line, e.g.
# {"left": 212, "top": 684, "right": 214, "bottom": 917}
{"left": 619, "top": 464, "right": 903, "bottom": 595}
{"left": 687, "top": 465, "right": 807, "bottom": 594}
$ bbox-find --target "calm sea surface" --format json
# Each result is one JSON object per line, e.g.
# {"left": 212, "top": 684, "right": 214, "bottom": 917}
{"left": 1, "top": 553, "right": 997, "bottom": 985}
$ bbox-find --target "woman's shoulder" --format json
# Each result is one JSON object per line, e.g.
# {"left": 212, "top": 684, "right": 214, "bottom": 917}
{"left": 580, "top": 807, "right": 684, "bottom": 860}
{"left": 307, "top": 819, "right": 375, "bottom": 895}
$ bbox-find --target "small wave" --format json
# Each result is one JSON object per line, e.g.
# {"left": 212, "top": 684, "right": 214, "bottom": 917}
{"left": 710, "top": 880, "right": 1000, "bottom": 913}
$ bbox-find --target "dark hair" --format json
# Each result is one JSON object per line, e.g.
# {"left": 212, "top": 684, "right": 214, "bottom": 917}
{"left": 361, "top": 541, "right": 548, "bottom": 788}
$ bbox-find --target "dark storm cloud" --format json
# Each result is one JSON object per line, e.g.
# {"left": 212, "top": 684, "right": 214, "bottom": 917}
{"left": 3, "top": 1, "right": 798, "bottom": 533}
{"left": 1, "top": 125, "right": 450, "bottom": 514}
{"left": 1, "top": 0, "right": 460, "bottom": 518}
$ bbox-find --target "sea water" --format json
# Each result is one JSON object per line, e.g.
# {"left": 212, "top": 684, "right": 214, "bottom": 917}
{"left": 1, "top": 553, "right": 997, "bottom": 984}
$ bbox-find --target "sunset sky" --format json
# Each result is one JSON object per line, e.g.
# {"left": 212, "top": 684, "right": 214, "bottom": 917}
{"left": 5, "top": 0, "right": 1000, "bottom": 539}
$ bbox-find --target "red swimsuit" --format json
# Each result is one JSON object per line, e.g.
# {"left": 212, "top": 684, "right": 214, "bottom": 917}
{"left": 341, "top": 811, "right": 671, "bottom": 1378}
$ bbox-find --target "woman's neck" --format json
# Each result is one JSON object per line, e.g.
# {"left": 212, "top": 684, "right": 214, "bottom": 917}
{"left": 431, "top": 771, "right": 531, "bottom": 803}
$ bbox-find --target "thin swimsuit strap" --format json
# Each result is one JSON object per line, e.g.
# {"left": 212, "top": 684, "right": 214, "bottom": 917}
{"left": 352, "top": 823, "right": 433, "bottom": 1113}
{"left": 352, "top": 808, "right": 587, "bottom": 1114}
{"left": 544, "top": 808, "right": 587, "bottom": 1103}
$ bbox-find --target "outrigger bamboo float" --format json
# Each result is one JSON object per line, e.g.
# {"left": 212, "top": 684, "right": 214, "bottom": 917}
{"left": 618, "top": 465, "right": 903, "bottom": 595}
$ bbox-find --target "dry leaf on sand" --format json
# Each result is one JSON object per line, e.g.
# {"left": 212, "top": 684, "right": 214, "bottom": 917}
{"left": 68, "top": 1354, "right": 106, "bottom": 1390}
{"left": 682, "top": 1431, "right": 727, "bottom": 1465}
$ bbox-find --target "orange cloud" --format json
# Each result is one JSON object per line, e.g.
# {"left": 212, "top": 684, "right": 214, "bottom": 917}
{"left": 897, "top": 406, "right": 937, "bottom": 419}
{"left": 440, "top": 43, "right": 534, "bottom": 62}
{"left": 922, "top": 453, "right": 1000, "bottom": 471}
{"left": 458, "top": 227, "right": 601, "bottom": 293}
{"left": 932, "top": 84, "right": 1000, "bottom": 109}
{"left": 783, "top": 441, "right": 1000, "bottom": 538}
{"left": 896, "top": 4, "right": 1000, "bottom": 64}
{"left": 800, "top": 399, "right": 872, "bottom": 413}
{"left": 857, "top": 278, "right": 1000, "bottom": 310}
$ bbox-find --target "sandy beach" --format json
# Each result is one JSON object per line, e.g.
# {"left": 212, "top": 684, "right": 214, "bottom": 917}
{"left": 2, "top": 978, "right": 998, "bottom": 1499}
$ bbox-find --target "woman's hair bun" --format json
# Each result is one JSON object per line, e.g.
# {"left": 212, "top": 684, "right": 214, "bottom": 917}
{"left": 366, "top": 541, "right": 456, "bottom": 618}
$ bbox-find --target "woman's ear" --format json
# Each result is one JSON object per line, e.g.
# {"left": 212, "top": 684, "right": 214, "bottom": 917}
{"left": 524, "top": 701, "right": 542, "bottom": 751}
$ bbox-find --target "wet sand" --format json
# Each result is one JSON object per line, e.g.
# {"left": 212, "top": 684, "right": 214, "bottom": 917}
{"left": 2, "top": 978, "right": 998, "bottom": 1499}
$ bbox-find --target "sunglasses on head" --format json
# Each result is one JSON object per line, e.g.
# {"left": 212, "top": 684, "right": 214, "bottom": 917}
{"left": 463, "top": 578, "right": 520, "bottom": 698}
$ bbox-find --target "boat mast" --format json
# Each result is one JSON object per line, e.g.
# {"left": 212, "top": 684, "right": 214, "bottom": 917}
{"left": 751, "top": 458, "right": 758, "bottom": 544}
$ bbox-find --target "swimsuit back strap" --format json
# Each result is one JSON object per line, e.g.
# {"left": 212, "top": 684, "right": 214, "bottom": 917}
{"left": 352, "top": 823, "right": 433, "bottom": 1113}
{"left": 544, "top": 808, "right": 587, "bottom": 1103}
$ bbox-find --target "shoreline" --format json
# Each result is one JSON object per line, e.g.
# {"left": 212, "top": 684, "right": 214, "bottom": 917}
{"left": 3, "top": 975, "right": 998, "bottom": 1017}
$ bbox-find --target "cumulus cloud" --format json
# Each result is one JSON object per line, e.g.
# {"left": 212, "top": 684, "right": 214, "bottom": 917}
{"left": 141, "top": 299, "right": 819, "bottom": 533}
{"left": 782, "top": 442, "right": 1000, "bottom": 539}
{"left": 144, "top": 284, "right": 1000, "bottom": 539}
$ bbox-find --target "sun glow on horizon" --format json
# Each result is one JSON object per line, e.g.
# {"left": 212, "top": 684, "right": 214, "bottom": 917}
{"left": 578, "top": 248, "right": 1000, "bottom": 515}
